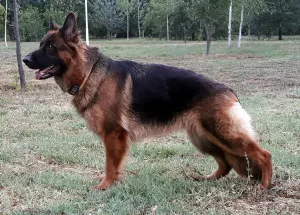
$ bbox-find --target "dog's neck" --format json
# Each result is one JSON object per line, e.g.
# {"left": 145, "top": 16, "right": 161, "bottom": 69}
{"left": 71, "top": 46, "right": 110, "bottom": 114}
{"left": 67, "top": 51, "right": 97, "bottom": 95}
{"left": 65, "top": 45, "right": 100, "bottom": 95}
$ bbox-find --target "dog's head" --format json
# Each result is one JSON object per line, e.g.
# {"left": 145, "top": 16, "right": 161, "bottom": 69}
{"left": 23, "top": 12, "right": 82, "bottom": 80}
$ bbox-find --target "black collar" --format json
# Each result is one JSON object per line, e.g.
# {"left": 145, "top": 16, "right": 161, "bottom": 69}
{"left": 68, "top": 85, "right": 80, "bottom": 96}
{"left": 67, "top": 58, "right": 99, "bottom": 96}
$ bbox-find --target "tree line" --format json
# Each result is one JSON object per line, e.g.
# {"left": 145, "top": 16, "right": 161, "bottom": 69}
{"left": 1, "top": 0, "right": 300, "bottom": 44}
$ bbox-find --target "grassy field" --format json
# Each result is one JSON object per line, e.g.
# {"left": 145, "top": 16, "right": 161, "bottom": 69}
{"left": 0, "top": 38, "right": 300, "bottom": 214}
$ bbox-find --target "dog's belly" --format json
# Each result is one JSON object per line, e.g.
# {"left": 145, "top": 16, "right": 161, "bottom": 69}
{"left": 120, "top": 110, "right": 200, "bottom": 142}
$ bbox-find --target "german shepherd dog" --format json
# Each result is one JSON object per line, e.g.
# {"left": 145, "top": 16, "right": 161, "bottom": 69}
{"left": 23, "top": 12, "right": 272, "bottom": 190}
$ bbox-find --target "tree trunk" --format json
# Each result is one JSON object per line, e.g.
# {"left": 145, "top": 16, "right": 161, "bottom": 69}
{"left": 228, "top": 0, "right": 233, "bottom": 48}
{"left": 85, "top": 0, "right": 89, "bottom": 45}
{"left": 107, "top": 29, "right": 112, "bottom": 40}
{"left": 5, "top": 0, "right": 8, "bottom": 47}
{"left": 205, "top": 26, "right": 212, "bottom": 55}
{"left": 166, "top": 15, "right": 169, "bottom": 41}
{"left": 13, "top": 0, "right": 26, "bottom": 90}
{"left": 138, "top": 1, "right": 141, "bottom": 38}
{"left": 127, "top": 7, "right": 129, "bottom": 40}
{"left": 183, "top": 26, "right": 186, "bottom": 43}
{"left": 248, "top": 24, "right": 251, "bottom": 36}
{"left": 238, "top": 0, "right": 244, "bottom": 48}
{"left": 278, "top": 23, "right": 282, "bottom": 40}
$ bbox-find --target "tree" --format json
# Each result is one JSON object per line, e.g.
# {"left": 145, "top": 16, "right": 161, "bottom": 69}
{"left": 42, "top": 8, "right": 65, "bottom": 27}
{"left": 0, "top": 4, "right": 4, "bottom": 39}
{"left": 136, "top": 0, "right": 149, "bottom": 38}
{"left": 137, "top": 0, "right": 142, "bottom": 38}
{"left": 191, "top": 0, "right": 228, "bottom": 54}
{"left": 143, "top": 0, "right": 177, "bottom": 40}
{"left": 13, "top": 0, "right": 26, "bottom": 90}
{"left": 266, "top": 0, "right": 300, "bottom": 40}
{"left": 164, "top": 0, "right": 177, "bottom": 41}
{"left": 228, "top": 0, "right": 233, "bottom": 48}
{"left": 137, "top": 0, "right": 141, "bottom": 38}
{"left": 143, "top": 0, "right": 166, "bottom": 38}
{"left": 4, "top": 0, "right": 299, "bottom": 42}
{"left": 118, "top": 0, "right": 136, "bottom": 40}
{"left": 172, "top": 0, "right": 193, "bottom": 41}
{"left": 247, "top": 0, "right": 300, "bottom": 40}
{"left": 85, "top": 0, "right": 89, "bottom": 45}
{"left": 237, "top": 0, "right": 265, "bottom": 47}
{"left": 19, "top": 6, "right": 46, "bottom": 41}
{"left": 228, "top": 0, "right": 266, "bottom": 42}
{"left": 238, "top": 0, "right": 244, "bottom": 48}
{"left": 5, "top": 0, "right": 8, "bottom": 47}
{"left": 93, "top": 0, "right": 125, "bottom": 39}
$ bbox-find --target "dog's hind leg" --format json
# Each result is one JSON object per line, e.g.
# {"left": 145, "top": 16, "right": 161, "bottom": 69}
{"left": 203, "top": 156, "right": 232, "bottom": 180}
{"left": 93, "top": 128, "right": 129, "bottom": 190}
{"left": 224, "top": 152, "right": 262, "bottom": 180}
{"left": 201, "top": 102, "right": 272, "bottom": 189}
{"left": 187, "top": 127, "right": 232, "bottom": 180}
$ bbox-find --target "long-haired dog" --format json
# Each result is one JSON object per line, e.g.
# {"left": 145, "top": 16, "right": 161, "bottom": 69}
{"left": 23, "top": 12, "right": 272, "bottom": 190}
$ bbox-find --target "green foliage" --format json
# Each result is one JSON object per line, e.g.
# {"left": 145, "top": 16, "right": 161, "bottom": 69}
{"left": 43, "top": 8, "right": 65, "bottom": 28}
{"left": 0, "top": 4, "right": 4, "bottom": 24}
{"left": 92, "top": 0, "right": 126, "bottom": 38}
{"left": 19, "top": 6, "right": 46, "bottom": 41}
{"left": 143, "top": 0, "right": 165, "bottom": 37}
{"left": 247, "top": 0, "right": 300, "bottom": 39}
{"left": 143, "top": 0, "right": 179, "bottom": 38}
{"left": 0, "top": 4, "right": 4, "bottom": 38}
{"left": 117, "top": 0, "right": 136, "bottom": 13}
{"left": 1, "top": 0, "right": 299, "bottom": 41}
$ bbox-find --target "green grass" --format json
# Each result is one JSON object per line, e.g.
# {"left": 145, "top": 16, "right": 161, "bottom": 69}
{"left": 0, "top": 38, "right": 300, "bottom": 214}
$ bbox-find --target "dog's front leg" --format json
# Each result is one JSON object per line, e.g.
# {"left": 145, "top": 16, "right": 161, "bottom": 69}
{"left": 93, "top": 128, "right": 129, "bottom": 190}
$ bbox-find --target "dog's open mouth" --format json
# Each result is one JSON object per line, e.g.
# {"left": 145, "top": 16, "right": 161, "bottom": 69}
{"left": 35, "top": 65, "right": 60, "bottom": 80}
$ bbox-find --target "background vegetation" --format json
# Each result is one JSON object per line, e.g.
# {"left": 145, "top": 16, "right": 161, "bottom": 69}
{"left": 1, "top": 0, "right": 300, "bottom": 42}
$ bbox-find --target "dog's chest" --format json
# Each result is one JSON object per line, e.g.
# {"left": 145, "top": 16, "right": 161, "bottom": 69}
{"left": 81, "top": 107, "right": 105, "bottom": 135}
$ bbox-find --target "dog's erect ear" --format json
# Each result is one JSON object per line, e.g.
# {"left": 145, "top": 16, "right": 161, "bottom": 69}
{"left": 49, "top": 16, "right": 59, "bottom": 30}
{"left": 61, "top": 12, "right": 80, "bottom": 42}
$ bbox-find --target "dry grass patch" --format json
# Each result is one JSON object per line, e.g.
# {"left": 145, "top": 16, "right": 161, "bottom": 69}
{"left": 0, "top": 39, "right": 300, "bottom": 214}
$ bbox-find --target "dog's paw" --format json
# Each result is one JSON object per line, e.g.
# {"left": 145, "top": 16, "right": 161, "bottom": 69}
{"left": 92, "top": 174, "right": 121, "bottom": 190}
{"left": 202, "top": 173, "right": 218, "bottom": 180}
{"left": 257, "top": 183, "right": 273, "bottom": 190}
{"left": 93, "top": 177, "right": 114, "bottom": 190}
{"left": 92, "top": 184, "right": 109, "bottom": 190}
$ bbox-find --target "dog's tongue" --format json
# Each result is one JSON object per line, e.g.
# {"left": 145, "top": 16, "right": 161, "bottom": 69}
{"left": 35, "top": 71, "right": 42, "bottom": 80}
{"left": 35, "top": 66, "right": 53, "bottom": 80}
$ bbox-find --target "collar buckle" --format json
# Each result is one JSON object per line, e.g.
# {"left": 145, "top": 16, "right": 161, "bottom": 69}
{"left": 68, "top": 85, "right": 79, "bottom": 96}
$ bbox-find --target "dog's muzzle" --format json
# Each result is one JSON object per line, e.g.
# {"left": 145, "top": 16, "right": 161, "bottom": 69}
{"left": 23, "top": 53, "right": 39, "bottom": 69}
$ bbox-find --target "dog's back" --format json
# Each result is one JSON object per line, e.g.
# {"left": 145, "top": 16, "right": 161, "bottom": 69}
{"left": 111, "top": 60, "right": 235, "bottom": 122}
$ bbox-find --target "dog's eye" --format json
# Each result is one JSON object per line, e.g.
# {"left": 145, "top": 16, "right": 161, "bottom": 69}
{"left": 47, "top": 43, "right": 54, "bottom": 49}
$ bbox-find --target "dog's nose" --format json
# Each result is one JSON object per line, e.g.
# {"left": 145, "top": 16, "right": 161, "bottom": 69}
{"left": 23, "top": 53, "right": 39, "bottom": 69}
{"left": 23, "top": 54, "right": 32, "bottom": 65}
